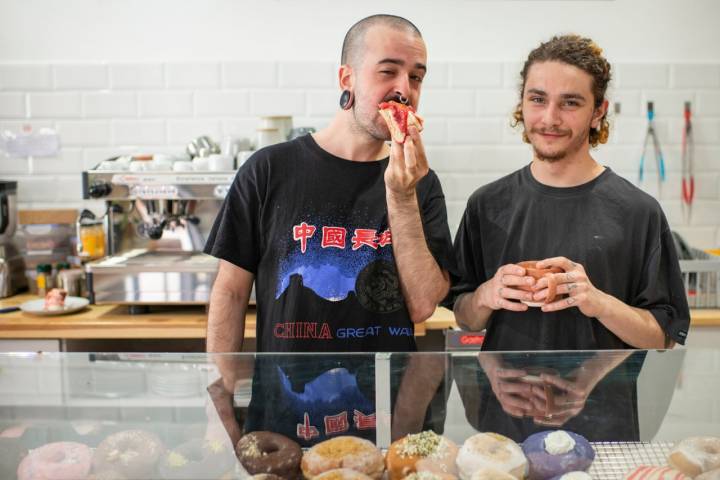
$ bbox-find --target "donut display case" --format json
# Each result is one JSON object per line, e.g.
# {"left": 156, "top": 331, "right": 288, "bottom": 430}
{"left": 0, "top": 348, "right": 718, "bottom": 479}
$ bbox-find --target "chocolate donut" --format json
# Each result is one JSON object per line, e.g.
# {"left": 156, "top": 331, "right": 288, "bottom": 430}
{"left": 93, "top": 430, "right": 165, "bottom": 479}
{"left": 158, "top": 438, "right": 236, "bottom": 479}
{"left": 236, "top": 431, "right": 302, "bottom": 479}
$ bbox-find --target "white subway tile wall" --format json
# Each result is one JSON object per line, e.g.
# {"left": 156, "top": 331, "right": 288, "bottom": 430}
{"left": 1, "top": 61, "right": 719, "bottom": 248}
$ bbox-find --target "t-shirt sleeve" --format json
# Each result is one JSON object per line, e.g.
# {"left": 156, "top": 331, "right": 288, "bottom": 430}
{"left": 632, "top": 220, "right": 691, "bottom": 345}
{"left": 442, "top": 196, "right": 486, "bottom": 310}
{"left": 203, "top": 156, "right": 264, "bottom": 274}
{"left": 418, "top": 170, "right": 459, "bottom": 281}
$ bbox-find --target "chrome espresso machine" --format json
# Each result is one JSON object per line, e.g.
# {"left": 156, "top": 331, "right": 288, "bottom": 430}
{"left": 81, "top": 155, "right": 235, "bottom": 307}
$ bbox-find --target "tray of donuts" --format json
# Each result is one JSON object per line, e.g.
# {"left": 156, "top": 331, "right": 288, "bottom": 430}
{"left": 233, "top": 430, "right": 720, "bottom": 480}
{"left": 3, "top": 426, "right": 720, "bottom": 480}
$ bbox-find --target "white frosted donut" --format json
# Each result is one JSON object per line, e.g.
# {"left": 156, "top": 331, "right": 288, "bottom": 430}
{"left": 456, "top": 433, "right": 528, "bottom": 480}
{"left": 470, "top": 467, "right": 517, "bottom": 480}
{"left": 668, "top": 437, "right": 720, "bottom": 478}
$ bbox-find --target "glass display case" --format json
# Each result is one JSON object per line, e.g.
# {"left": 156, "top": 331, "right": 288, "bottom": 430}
{"left": 0, "top": 348, "right": 718, "bottom": 479}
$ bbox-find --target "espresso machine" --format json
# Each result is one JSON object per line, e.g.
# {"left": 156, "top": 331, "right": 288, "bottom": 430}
{"left": 0, "top": 180, "right": 27, "bottom": 298}
{"left": 81, "top": 159, "right": 235, "bottom": 306}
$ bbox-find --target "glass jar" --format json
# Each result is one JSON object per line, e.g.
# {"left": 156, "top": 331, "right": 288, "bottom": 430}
{"left": 78, "top": 220, "right": 106, "bottom": 260}
{"left": 35, "top": 264, "right": 53, "bottom": 296}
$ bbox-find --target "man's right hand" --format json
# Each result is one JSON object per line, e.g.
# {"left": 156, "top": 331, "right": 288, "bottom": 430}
{"left": 472, "top": 264, "right": 536, "bottom": 312}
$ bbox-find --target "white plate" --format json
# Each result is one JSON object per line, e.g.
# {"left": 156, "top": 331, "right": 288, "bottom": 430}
{"left": 20, "top": 296, "right": 90, "bottom": 316}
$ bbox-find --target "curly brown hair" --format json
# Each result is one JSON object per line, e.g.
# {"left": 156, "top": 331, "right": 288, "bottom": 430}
{"left": 511, "top": 34, "right": 611, "bottom": 147}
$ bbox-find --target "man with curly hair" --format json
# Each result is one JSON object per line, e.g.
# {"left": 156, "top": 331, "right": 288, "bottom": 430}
{"left": 448, "top": 35, "right": 690, "bottom": 352}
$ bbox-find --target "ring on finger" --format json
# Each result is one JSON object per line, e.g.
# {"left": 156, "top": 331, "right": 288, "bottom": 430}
{"left": 566, "top": 297, "right": 576, "bottom": 305}
{"left": 568, "top": 283, "right": 578, "bottom": 291}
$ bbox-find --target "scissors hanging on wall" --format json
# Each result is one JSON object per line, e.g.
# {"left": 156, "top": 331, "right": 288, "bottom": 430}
{"left": 638, "top": 101, "right": 666, "bottom": 196}
{"left": 681, "top": 101, "right": 694, "bottom": 223}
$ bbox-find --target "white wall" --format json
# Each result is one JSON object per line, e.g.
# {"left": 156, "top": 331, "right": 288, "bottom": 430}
{"left": 1, "top": 0, "right": 719, "bottom": 247}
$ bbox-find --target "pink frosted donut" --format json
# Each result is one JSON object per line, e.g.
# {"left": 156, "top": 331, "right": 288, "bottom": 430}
{"left": 16, "top": 441, "right": 92, "bottom": 480}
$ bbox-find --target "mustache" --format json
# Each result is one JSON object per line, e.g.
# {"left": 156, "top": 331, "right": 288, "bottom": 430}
{"left": 383, "top": 94, "right": 410, "bottom": 106}
{"left": 530, "top": 127, "right": 570, "bottom": 136}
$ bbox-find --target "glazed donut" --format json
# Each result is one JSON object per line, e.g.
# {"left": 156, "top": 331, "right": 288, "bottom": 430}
{"left": 456, "top": 433, "right": 527, "bottom": 480}
{"left": 623, "top": 466, "right": 690, "bottom": 480}
{"left": 158, "top": 438, "right": 236, "bottom": 479}
{"left": 236, "top": 431, "right": 302, "bottom": 478}
{"left": 697, "top": 468, "right": 720, "bottom": 480}
{"left": 521, "top": 430, "right": 595, "bottom": 480}
{"left": 669, "top": 437, "right": 720, "bottom": 477}
{"left": 313, "top": 468, "right": 375, "bottom": 479}
{"left": 386, "top": 431, "right": 458, "bottom": 480}
{"left": 301, "top": 436, "right": 385, "bottom": 480}
{"left": 16, "top": 441, "right": 92, "bottom": 480}
{"left": 93, "top": 430, "right": 165, "bottom": 479}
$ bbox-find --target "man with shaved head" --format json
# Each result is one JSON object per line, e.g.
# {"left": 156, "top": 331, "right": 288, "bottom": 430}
{"left": 204, "top": 14, "right": 454, "bottom": 447}
{"left": 205, "top": 14, "right": 455, "bottom": 355}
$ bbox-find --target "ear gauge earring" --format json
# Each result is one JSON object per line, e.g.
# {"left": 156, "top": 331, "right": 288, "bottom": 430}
{"left": 339, "top": 90, "right": 354, "bottom": 110}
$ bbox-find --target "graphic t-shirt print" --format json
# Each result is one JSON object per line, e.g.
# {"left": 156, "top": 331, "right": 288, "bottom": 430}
{"left": 277, "top": 218, "right": 404, "bottom": 315}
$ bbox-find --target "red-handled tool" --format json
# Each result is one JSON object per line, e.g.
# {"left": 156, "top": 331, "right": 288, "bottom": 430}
{"left": 681, "top": 102, "right": 694, "bottom": 223}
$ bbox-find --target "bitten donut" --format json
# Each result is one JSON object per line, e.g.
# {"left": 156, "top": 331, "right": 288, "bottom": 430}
{"left": 386, "top": 431, "right": 459, "bottom": 480}
{"left": 521, "top": 430, "right": 595, "bottom": 480}
{"left": 93, "top": 430, "right": 165, "bottom": 479}
{"left": 16, "top": 441, "right": 92, "bottom": 480}
{"left": 456, "top": 433, "right": 528, "bottom": 480}
{"left": 159, "top": 438, "right": 236, "bottom": 479}
{"left": 301, "top": 436, "right": 385, "bottom": 480}
{"left": 669, "top": 437, "right": 720, "bottom": 478}
{"left": 236, "top": 431, "right": 302, "bottom": 479}
{"left": 314, "top": 468, "right": 375, "bottom": 480}
{"left": 623, "top": 466, "right": 690, "bottom": 480}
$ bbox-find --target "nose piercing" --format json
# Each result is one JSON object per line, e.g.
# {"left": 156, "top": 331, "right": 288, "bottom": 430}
{"left": 395, "top": 92, "right": 409, "bottom": 105}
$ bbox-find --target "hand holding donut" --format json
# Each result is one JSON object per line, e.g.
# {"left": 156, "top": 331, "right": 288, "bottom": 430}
{"left": 473, "top": 264, "right": 537, "bottom": 312}
{"left": 478, "top": 355, "right": 535, "bottom": 419}
{"left": 532, "top": 257, "right": 607, "bottom": 317}
{"left": 528, "top": 369, "right": 597, "bottom": 427}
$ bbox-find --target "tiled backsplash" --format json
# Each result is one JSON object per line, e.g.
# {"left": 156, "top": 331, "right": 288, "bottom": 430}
{"left": 1, "top": 61, "right": 719, "bottom": 248}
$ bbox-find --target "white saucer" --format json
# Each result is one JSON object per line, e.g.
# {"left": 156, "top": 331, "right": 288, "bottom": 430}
{"left": 20, "top": 296, "right": 90, "bottom": 316}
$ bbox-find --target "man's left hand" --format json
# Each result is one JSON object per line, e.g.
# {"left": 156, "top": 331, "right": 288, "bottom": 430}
{"left": 384, "top": 126, "right": 429, "bottom": 198}
{"left": 533, "top": 257, "right": 608, "bottom": 317}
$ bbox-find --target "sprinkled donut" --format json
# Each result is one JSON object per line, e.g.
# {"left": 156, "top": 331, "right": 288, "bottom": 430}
{"left": 236, "top": 431, "right": 302, "bottom": 479}
{"left": 93, "top": 430, "right": 164, "bottom": 479}
{"left": 16, "top": 441, "right": 92, "bottom": 480}
{"left": 386, "top": 431, "right": 458, "bottom": 480}
{"left": 159, "top": 438, "right": 236, "bottom": 479}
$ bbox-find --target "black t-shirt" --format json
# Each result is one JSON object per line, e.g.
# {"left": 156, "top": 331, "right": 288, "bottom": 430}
{"left": 448, "top": 164, "right": 690, "bottom": 350}
{"left": 205, "top": 134, "right": 455, "bottom": 353}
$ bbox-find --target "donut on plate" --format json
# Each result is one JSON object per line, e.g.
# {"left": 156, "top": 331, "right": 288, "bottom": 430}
{"left": 16, "top": 441, "right": 92, "bottom": 480}
{"left": 301, "top": 436, "right": 385, "bottom": 480}
{"left": 386, "top": 430, "right": 458, "bottom": 480}
{"left": 93, "top": 430, "right": 165, "bottom": 479}
{"left": 668, "top": 436, "right": 720, "bottom": 478}
{"left": 236, "top": 431, "right": 302, "bottom": 479}
{"left": 521, "top": 430, "right": 594, "bottom": 480}
{"left": 456, "top": 433, "right": 527, "bottom": 480}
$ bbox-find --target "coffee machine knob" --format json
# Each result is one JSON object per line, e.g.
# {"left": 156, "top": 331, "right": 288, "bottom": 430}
{"left": 88, "top": 182, "right": 112, "bottom": 198}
